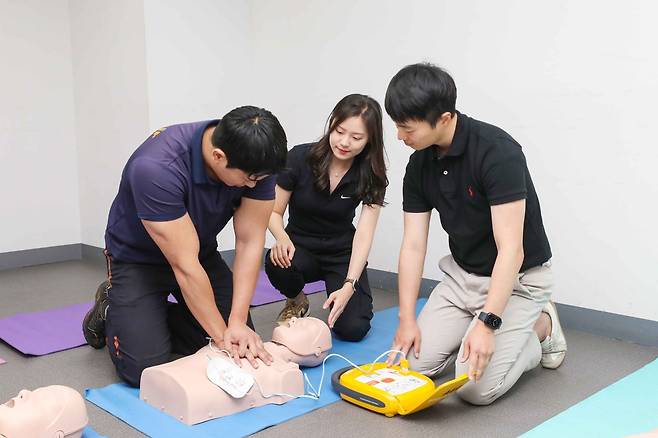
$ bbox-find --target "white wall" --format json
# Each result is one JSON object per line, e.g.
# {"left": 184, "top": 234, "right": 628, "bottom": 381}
{"left": 70, "top": 0, "right": 252, "bottom": 249}
{"left": 248, "top": 0, "right": 658, "bottom": 321}
{"left": 247, "top": 0, "right": 418, "bottom": 254}
{"left": 69, "top": 0, "right": 151, "bottom": 248}
{"left": 143, "top": 0, "right": 252, "bottom": 129}
{"left": 5, "top": 1, "right": 656, "bottom": 321}
{"left": 142, "top": 0, "right": 253, "bottom": 250}
{"left": 0, "top": 0, "right": 80, "bottom": 252}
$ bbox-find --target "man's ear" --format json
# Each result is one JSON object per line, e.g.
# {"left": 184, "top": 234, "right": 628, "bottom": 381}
{"left": 438, "top": 112, "right": 453, "bottom": 126}
{"left": 212, "top": 148, "right": 227, "bottom": 162}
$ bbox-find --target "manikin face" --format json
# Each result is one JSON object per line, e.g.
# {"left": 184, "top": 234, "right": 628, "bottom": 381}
{"left": 0, "top": 386, "right": 88, "bottom": 438}
{"left": 328, "top": 116, "right": 369, "bottom": 162}
{"left": 271, "top": 317, "right": 332, "bottom": 356}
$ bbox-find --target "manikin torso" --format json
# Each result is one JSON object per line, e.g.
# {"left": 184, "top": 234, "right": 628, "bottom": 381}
{"left": 140, "top": 317, "right": 332, "bottom": 425}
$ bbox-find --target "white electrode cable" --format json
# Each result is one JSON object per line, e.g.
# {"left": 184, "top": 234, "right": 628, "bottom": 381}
{"left": 205, "top": 338, "right": 407, "bottom": 402}
{"left": 259, "top": 349, "right": 407, "bottom": 401}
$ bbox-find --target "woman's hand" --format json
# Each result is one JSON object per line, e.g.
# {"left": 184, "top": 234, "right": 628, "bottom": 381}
{"left": 323, "top": 283, "right": 355, "bottom": 328}
{"left": 270, "top": 237, "right": 296, "bottom": 268}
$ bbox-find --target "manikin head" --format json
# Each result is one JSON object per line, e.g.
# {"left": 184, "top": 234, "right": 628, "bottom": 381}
{"left": 271, "top": 317, "right": 332, "bottom": 366}
{"left": 0, "top": 385, "right": 88, "bottom": 438}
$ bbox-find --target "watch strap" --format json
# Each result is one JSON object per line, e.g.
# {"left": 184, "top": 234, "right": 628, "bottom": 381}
{"left": 343, "top": 277, "right": 357, "bottom": 292}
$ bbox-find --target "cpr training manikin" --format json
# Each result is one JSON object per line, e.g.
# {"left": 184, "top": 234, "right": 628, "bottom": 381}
{"left": 0, "top": 385, "right": 88, "bottom": 438}
{"left": 140, "top": 316, "right": 332, "bottom": 425}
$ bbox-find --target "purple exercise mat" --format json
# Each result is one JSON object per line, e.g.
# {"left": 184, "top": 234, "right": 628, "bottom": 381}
{"left": 0, "top": 302, "right": 92, "bottom": 356}
{"left": 0, "top": 272, "right": 325, "bottom": 356}
{"left": 251, "top": 270, "right": 325, "bottom": 306}
{"left": 0, "top": 297, "right": 176, "bottom": 356}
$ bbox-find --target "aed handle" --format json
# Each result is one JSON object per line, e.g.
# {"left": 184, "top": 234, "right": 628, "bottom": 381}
{"left": 330, "top": 366, "right": 386, "bottom": 408}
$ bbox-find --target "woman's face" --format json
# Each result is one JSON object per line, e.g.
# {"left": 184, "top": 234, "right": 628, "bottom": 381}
{"left": 329, "top": 115, "right": 369, "bottom": 162}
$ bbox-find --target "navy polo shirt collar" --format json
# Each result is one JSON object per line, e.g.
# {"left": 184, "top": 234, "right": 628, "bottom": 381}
{"left": 191, "top": 119, "right": 220, "bottom": 185}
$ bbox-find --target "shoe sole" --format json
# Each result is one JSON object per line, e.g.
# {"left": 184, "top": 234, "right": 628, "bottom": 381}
{"left": 82, "top": 281, "right": 109, "bottom": 349}
{"left": 540, "top": 301, "right": 567, "bottom": 369}
{"left": 542, "top": 353, "right": 566, "bottom": 369}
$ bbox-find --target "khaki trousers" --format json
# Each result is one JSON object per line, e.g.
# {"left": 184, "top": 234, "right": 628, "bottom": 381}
{"left": 408, "top": 255, "right": 552, "bottom": 405}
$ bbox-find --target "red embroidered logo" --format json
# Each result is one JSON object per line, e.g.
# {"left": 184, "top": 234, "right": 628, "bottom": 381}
{"left": 467, "top": 185, "right": 475, "bottom": 198}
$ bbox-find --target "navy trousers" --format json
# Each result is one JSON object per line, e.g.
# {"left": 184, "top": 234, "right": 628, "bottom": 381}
{"left": 103, "top": 251, "right": 253, "bottom": 387}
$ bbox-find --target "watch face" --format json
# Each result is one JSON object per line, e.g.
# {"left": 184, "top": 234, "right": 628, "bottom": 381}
{"left": 488, "top": 315, "right": 502, "bottom": 330}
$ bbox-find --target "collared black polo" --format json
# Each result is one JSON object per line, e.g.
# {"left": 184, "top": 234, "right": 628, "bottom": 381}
{"left": 403, "top": 112, "right": 552, "bottom": 276}
{"left": 276, "top": 143, "right": 364, "bottom": 240}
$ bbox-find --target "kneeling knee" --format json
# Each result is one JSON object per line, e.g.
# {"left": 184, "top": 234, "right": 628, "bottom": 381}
{"left": 457, "top": 382, "right": 502, "bottom": 406}
{"left": 332, "top": 319, "right": 370, "bottom": 342}
{"left": 114, "top": 353, "right": 170, "bottom": 388}
{"left": 264, "top": 256, "right": 282, "bottom": 277}
{"left": 407, "top": 346, "right": 455, "bottom": 377}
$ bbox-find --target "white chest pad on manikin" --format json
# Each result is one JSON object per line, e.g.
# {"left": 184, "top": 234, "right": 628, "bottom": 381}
{"left": 206, "top": 355, "right": 255, "bottom": 398}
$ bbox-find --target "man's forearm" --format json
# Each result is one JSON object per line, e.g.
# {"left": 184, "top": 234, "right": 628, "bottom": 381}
{"left": 173, "top": 263, "right": 227, "bottom": 341}
{"left": 398, "top": 246, "right": 426, "bottom": 322}
{"left": 483, "top": 247, "right": 524, "bottom": 316}
{"left": 230, "top": 238, "right": 264, "bottom": 323}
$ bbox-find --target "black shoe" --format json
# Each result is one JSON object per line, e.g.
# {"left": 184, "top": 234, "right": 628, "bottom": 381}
{"left": 82, "top": 281, "right": 110, "bottom": 349}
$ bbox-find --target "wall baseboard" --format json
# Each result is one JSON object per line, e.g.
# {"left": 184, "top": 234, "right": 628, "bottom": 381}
{"left": 554, "top": 302, "right": 658, "bottom": 349}
{"left": 367, "top": 267, "right": 439, "bottom": 298}
{"left": 366, "top": 268, "right": 658, "bottom": 349}
{"left": 81, "top": 244, "right": 106, "bottom": 264}
{"left": 0, "top": 244, "right": 235, "bottom": 271}
{"left": 0, "top": 244, "right": 82, "bottom": 271}
{"left": 2, "top": 245, "right": 657, "bottom": 349}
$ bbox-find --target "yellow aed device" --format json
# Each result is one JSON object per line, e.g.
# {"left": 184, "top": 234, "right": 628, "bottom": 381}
{"left": 331, "top": 360, "right": 469, "bottom": 417}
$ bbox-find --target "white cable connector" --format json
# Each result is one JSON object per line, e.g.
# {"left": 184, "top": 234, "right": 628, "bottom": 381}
{"left": 207, "top": 337, "right": 231, "bottom": 357}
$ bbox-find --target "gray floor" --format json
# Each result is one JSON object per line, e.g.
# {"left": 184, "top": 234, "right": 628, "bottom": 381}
{"left": 1, "top": 259, "right": 656, "bottom": 438}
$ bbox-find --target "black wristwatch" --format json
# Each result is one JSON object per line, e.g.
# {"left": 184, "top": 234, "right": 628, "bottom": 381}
{"left": 478, "top": 312, "right": 503, "bottom": 330}
{"left": 343, "top": 278, "right": 358, "bottom": 292}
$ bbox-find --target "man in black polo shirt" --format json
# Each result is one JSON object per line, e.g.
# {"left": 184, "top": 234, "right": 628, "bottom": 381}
{"left": 82, "top": 106, "right": 287, "bottom": 387}
{"left": 384, "top": 63, "right": 567, "bottom": 405}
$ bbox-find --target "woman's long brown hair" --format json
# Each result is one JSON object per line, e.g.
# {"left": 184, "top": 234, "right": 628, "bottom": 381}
{"left": 307, "top": 94, "right": 388, "bottom": 206}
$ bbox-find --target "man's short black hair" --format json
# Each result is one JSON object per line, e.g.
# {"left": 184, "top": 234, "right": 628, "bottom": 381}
{"left": 212, "top": 106, "right": 287, "bottom": 176}
{"left": 385, "top": 63, "right": 457, "bottom": 127}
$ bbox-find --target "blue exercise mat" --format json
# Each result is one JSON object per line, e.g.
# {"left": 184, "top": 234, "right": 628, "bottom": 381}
{"left": 522, "top": 357, "right": 658, "bottom": 437}
{"left": 86, "top": 300, "right": 427, "bottom": 438}
{"left": 82, "top": 426, "right": 106, "bottom": 438}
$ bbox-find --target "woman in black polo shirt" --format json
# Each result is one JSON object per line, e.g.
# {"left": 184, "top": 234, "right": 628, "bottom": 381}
{"left": 265, "top": 94, "right": 387, "bottom": 341}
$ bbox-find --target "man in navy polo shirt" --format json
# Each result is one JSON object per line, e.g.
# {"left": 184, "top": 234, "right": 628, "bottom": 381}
{"left": 384, "top": 64, "right": 567, "bottom": 405}
{"left": 82, "top": 106, "right": 287, "bottom": 387}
